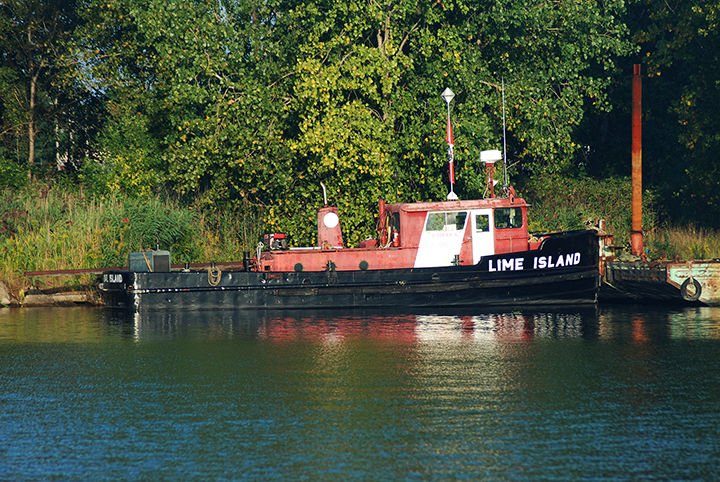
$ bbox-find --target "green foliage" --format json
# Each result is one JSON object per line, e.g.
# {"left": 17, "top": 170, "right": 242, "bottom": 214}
{"left": 0, "top": 0, "right": 84, "bottom": 170}
{"left": 519, "top": 172, "right": 657, "bottom": 249}
{"left": 0, "top": 185, "right": 195, "bottom": 273}
{"left": 0, "top": 183, "right": 266, "bottom": 296}
{"left": 1, "top": 0, "right": 716, "bottom": 241}
{"left": 618, "top": 1, "right": 720, "bottom": 227}
{"left": 0, "top": 158, "right": 28, "bottom": 189}
{"left": 77, "top": 160, "right": 113, "bottom": 198}
{"left": 107, "top": 198, "right": 201, "bottom": 264}
{"left": 75, "top": 0, "right": 294, "bottom": 213}
{"left": 266, "top": 0, "right": 420, "bottom": 245}
{"left": 258, "top": 0, "right": 634, "bottom": 245}
{"left": 63, "top": 0, "right": 635, "bottom": 246}
{"left": 464, "top": 0, "right": 634, "bottom": 173}
{"left": 194, "top": 204, "right": 265, "bottom": 262}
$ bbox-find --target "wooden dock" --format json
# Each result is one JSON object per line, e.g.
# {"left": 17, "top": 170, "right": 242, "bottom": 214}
{"left": 601, "top": 259, "right": 720, "bottom": 305}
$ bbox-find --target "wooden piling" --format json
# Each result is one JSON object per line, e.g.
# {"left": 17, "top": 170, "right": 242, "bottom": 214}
{"left": 631, "top": 64, "right": 643, "bottom": 256}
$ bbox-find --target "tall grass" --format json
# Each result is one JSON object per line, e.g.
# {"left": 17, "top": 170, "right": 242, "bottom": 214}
{"left": 519, "top": 172, "right": 720, "bottom": 261}
{"left": 646, "top": 225, "right": 720, "bottom": 260}
{"left": 0, "top": 183, "right": 263, "bottom": 295}
{"left": 3, "top": 176, "right": 718, "bottom": 300}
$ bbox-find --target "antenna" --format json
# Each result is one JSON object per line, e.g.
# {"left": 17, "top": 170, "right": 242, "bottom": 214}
{"left": 502, "top": 78, "right": 508, "bottom": 189}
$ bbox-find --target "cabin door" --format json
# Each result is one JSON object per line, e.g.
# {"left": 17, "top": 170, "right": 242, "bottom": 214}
{"left": 470, "top": 209, "right": 495, "bottom": 264}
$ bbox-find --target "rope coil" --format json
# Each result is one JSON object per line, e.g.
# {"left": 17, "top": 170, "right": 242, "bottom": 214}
{"left": 208, "top": 266, "right": 222, "bottom": 286}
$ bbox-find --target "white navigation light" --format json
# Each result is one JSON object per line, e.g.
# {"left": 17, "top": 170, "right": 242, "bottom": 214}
{"left": 323, "top": 211, "right": 339, "bottom": 229}
{"left": 441, "top": 87, "right": 455, "bottom": 105}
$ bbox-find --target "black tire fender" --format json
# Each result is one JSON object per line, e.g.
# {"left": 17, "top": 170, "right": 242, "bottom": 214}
{"left": 680, "top": 278, "right": 702, "bottom": 302}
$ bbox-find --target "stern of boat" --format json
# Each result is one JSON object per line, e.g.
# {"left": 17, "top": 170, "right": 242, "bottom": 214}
{"left": 99, "top": 271, "right": 133, "bottom": 309}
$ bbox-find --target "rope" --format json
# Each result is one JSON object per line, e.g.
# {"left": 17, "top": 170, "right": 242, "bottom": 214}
{"left": 208, "top": 266, "right": 222, "bottom": 286}
{"left": 376, "top": 210, "right": 392, "bottom": 248}
{"left": 142, "top": 251, "right": 153, "bottom": 272}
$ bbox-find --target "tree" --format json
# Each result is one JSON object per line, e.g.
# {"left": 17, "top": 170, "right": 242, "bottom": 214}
{"left": 70, "top": 0, "right": 635, "bottom": 246}
{"left": 0, "top": 0, "right": 80, "bottom": 171}
{"left": 265, "top": 0, "right": 425, "bottom": 244}
{"left": 265, "top": 0, "right": 634, "bottom": 244}
{"left": 636, "top": 1, "right": 720, "bottom": 225}
{"left": 75, "top": 0, "right": 293, "bottom": 203}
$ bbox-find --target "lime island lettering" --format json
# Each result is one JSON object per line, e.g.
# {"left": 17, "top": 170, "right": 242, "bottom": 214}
{"left": 488, "top": 257, "right": 525, "bottom": 271}
{"left": 103, "top": 273, "right": 124, "bottom": 283}
{"left": 534, "top": 252, "right": 582, "bottom": 269}
{"left": 488, "top": 252, "right": 582, "bottom": 272}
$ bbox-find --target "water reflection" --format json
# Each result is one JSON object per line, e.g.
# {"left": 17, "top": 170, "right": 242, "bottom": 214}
{"left": 2, "top": 305, "right": 719, "bottom": 345}
{"left": 596, "top": 305, "right": 720, "bottom": 341}
{"left": 0, "top": 307, "right": 111, "bottom": 343}
{"left": 106, "top": 307, "right": 606, "bottom": 344}
{"left": 668, "top": 306, "right": 720, "bottom": 339}
{"left": 91, "top": 304, "right": 720, "bottom": 343}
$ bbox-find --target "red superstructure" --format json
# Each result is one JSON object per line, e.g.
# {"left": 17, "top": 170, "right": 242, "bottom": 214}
{"left": 257, "top": 195, "right": 535, "bottom": 273}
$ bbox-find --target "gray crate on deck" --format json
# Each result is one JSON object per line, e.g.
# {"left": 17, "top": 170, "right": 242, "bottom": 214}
{"left": 129, "top": 251, "right": 171, "bottom": 272}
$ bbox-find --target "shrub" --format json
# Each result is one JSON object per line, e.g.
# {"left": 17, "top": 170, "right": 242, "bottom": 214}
{"left": 518, "top": 172, "right": 658, "bottom": 249}
{"left": 0, "top": 158, "right": 28, "bottom": 189}
{"left": 0, "top": 181, "right": 265, "bottom": 295}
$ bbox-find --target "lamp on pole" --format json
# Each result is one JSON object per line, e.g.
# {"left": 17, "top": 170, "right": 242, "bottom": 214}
{"left": 441, "top": 87, "right": 458, "bottom": 201}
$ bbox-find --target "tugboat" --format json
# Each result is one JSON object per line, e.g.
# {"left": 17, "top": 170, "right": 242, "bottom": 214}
{"left": 100, "top": 89, "right": 600, "bottom": 311}
{"left": 100, "top": 164, "right": 600, "bottom": 311}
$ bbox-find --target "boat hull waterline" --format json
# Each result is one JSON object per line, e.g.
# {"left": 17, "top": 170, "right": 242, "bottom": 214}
{"left": 101, "top": 231, "right": 600, "bottom": 312}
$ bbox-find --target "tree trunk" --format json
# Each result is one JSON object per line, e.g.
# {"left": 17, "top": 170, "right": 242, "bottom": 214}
{"left": 28, "top": 74, "right": 36, "bottom": 172}
{"left": 26, "top": 28, "right": 45, "bottom": 177}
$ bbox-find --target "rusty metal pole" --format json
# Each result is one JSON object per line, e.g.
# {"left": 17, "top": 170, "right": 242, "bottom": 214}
{"left": 486, "top": 161, "right": 496, "bottom": 198}
{"left": 631, "top": 64, "right": 643, "bottom": 256}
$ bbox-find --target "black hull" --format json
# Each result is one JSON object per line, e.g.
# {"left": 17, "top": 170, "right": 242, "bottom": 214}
{"left": 101, "top": 231, "right": 600, "bottom": 312}
{"left": 102, "top": 266, "right": 600, "bottom": 312}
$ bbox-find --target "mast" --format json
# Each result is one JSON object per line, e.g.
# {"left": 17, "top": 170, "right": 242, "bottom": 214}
{"left": 502, "top": 78, "right": 508, "bottom": 190}
{"left": 442, "top": 87, "right": 458, "bottom": 201}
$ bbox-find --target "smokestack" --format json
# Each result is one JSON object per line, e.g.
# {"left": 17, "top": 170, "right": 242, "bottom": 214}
{"left": 631, "top": 64, "right": 643, "bottom": 256}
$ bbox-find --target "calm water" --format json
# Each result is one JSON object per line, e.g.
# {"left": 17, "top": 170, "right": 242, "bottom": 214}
{"left": 1, "top": 305, "right": 719, "bottom": 481}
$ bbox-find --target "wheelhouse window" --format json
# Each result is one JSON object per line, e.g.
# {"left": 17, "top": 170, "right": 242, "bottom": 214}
{"left": 475, "top": 214, "right": 490, "bottom": 232}
{"left": 494, "top": 208, "right": 523, "bottom": 229}
{"left": 425, "top": 211, "right": 468, "bottom": 232}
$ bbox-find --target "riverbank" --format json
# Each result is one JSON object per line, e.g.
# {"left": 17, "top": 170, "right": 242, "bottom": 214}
{"left": 1, "top": 182, "right": 263, "bottom": 304}
{"left": 4, "top": 178, "right": 720, "bottom": 308}
{"left": 0, "top": 280, "right": 102, "bottom": 307}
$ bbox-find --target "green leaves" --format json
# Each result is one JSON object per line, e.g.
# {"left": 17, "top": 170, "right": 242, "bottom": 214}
{"left": 467, "top": 0, "right": 633, "bottom": 172}
{"left": 0, "top": 0, "right": 83, "bottom": 169}
{"left": 257, "top": 0, "right": 635, "bottom": 243}
{"left": 630, "top": 0, "right": 720, "bottom": 225}
{"left": 13, "top": 0, "right": 637, "bottom": 246}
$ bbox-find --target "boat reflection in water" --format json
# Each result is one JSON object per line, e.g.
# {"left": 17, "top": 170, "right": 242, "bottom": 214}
{"left": 106, "top": 307, "right": 605, "bottom": 343}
